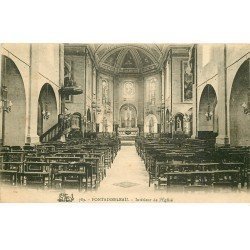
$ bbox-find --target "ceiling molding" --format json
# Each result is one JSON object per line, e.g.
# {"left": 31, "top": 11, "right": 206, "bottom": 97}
{"left": 68, "top": 44, "right": 193, "bottom": 75}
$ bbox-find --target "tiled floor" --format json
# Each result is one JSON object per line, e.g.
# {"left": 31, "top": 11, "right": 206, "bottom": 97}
{"left": 98, "top": 145, "right": 152, "bottom": 194}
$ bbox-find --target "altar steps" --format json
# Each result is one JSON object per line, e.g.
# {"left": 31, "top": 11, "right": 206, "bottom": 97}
{"left": 121, "top": 140, "right": 135, "bottom": 146}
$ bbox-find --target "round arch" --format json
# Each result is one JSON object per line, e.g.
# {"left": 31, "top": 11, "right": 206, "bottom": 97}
{"left": 71, "top": 112, "right": 82, "bottom": 130}
{"left": 37, "top": 83, "right": 58, "bottom": 136}
{"left": 174, "top": 112, "right": 184, "bottom": 132}
{"left": 119, "top": 103, "right": 137, "bottom": 128}
{"left": 144, "top": 114, "right": 158, "bottom": 133}
{"left": 229, "top": 59, "right": 250, "bottom": 146}
{"left": 198, "top": 84, "right": 218, "bottom": 133}
{"left": 1, "top": 56, "right": 26, "bottom": 146}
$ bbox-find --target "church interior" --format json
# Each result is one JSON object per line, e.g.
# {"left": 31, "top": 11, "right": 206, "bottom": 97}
{"left": 0, "top": 43, "right": 249, "bottom": 195}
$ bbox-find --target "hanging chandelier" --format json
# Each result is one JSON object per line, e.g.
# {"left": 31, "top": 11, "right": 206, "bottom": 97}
{"left": 242, "top": 102, "right": 250, "bottom": 115}
{"left": 156, "top": 106, "right": 162, "bottom": 114}
{"left": 0, "top": 86, "right": 12, "bottom": 113}
{"left": 96, "top": 106, "right": 101, "bottom": 114}
{"left": 205, "top": 104, "right": 213, "bottom": 121}
{"left": 0, "top": 99, "right": 13, "bottom": 113}
{"left": 1, "top": 60, "right": 13, "bottom": 113}
{"left": 205, "top": 85, "right": 213, "bottom": 121}
{"left": 166, "top": 115, "right": 174, "bottom": 124}
{"left": 42, "top": 84, "right": 50, "bottom": 120}
{"left": 242, "top": 88, "right": 250, "bottom": 115}
{"left": 42, "top": 103, "right": 50, "bottom": 120}
{"left": 91, "top": 101, "right": 97, "bottom": 109}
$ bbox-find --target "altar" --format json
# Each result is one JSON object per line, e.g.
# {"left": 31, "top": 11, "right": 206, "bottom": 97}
{"left": 118, "top": 127, "right": 139, "bottom": 140}
{"left": 118, "top": 103, "right": 138, "bottom": 140}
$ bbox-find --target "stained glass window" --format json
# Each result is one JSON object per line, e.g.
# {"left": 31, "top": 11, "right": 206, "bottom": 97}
{"left": 123, "top": 81, "right": 135, "bottom": 99}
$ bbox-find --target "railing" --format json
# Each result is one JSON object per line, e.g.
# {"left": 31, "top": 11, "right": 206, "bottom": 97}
{"left": 59, "top": 77, "right": 83, "bottom": 95}
{"left": 40, "top": 123, "right": 61, "bottom": 143}
{"left": 40, "top": 115, "right": 71, "bottom": 143}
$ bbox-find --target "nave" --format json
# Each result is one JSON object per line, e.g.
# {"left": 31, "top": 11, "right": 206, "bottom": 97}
{"left": 0, "top": 136, "right": 249, "bottom": 202}
{"left": 0, "top": 43, "right": 250, "bottom": 202}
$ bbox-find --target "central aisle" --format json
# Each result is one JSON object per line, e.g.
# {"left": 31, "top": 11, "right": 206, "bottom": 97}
{"left": 98, "top": 145, "right": 153, "bottom": 194}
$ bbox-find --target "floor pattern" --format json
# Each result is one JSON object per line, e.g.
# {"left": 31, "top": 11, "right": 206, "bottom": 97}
{"left": 98, "top": 145, "right": 151, "bottom": 194}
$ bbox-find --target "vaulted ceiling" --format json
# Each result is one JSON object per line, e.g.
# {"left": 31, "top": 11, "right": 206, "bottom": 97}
{"left": 88, "top": 44, "right": 169, "bottom": 75}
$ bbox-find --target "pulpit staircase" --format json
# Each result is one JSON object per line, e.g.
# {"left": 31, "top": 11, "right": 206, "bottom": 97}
{"left": 40, "top": 115, "right": 72, "bottom": 143}
{"left": 40, "top": 123, "right": 65, "bottom": 143}
{"left": 40, "top": 73, "right": 83, "bottom": 143}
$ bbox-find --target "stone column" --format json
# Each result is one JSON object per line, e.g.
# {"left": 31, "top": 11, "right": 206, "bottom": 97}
{"left": 82, "top": 48, "right": 87, "bottom": 136}
{"left": 0, "top": 52, "right": 3, "bottom": 144}
{"left": 138, "top": 76, "right": 144, "bottom": 134}
{"left": 111, "top": 75, "right": 114, "bottom": 133}
{"left": 216, "top": 44, "right": 229, "bottom": 145}
{"left": 184, "top": 117, "right": 191, "bottom": 136}
{"left": 59, "top": 44, "right": 65, "bottom": 114}
{"left": 165, "top": 61, "right": 170, "bottom": 133}
{"left": 191, "top": 79, "right": 197, "bottom": 139}
{"left": 170, "top": 50, "right": 173, "bottom": 136}
{"left": 59, "top": 44, "right": 67, "bottom": 142}
{"left": 191, "top": 44, "right": 198, "bottom": 139}
{"left": 161, "top": 69, "right": 165, "bottom": 133}
{"left": 26, "top": 44, "right": 40, "bottom": 144}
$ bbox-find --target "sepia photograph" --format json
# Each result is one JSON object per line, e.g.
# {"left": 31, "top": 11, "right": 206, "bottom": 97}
{"left": 1, "top": 1, "right": 250, "bottom": 250}
{"left": 0, "top": 43, "right": 249, "bottom": 203}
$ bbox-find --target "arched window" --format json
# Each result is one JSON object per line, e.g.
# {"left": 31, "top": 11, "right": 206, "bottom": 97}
{"left": 102, "top": 79, "right": 109, "bottom": 104}
{"left": 144, "top": 114, "right": 158, "bottom": 133}
{"left": 166, "top": 109, "right": 170, "bottom": 122}
{"left": 120, "top": 104, "right": 137, "bottom": 128}
{"left": 149, "top": 77, "right": 157, "bottom": 105}
{"left": 87, "top": 108, "right": 91, "bottom": 122}
{"left": 123, "top": 81, "right": 135, "bottom": 99}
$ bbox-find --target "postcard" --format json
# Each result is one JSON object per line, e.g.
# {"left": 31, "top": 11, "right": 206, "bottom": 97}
{"left": 0, "top": 43, "right": 249, "bottom": 203}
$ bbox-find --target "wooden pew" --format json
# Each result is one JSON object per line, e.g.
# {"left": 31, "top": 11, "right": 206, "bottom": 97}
{"left": 0, "top": 156, "right": 23, "bottom": 186}
{"left": 154, "top": 162, "right": 241, "bottom": 189}
{"left": 22, "top": 162, "right": 50, "bottom": 187}
{"left": 59, "top": 162, "right": 90, "bottom": 191}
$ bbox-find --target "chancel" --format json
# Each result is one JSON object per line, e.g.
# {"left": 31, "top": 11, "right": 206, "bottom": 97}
{"left": 0, "top": 43, "right": 249, "bottom": 196}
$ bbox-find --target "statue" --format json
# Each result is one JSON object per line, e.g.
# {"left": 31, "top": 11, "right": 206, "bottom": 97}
{"left": 120, "top": 105, "right": 137, "bottom": 129}
{"left": 125, "top": 107, "right": 132, "bottom": 128}
{"left": 102, "top": 80, "right": 109, "bottom": 104}
{"left": 149, "top": 117, "right": 154, "bottom": 133}
{"left": 176, "top": 116, "right": 182, "bottom": 131}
